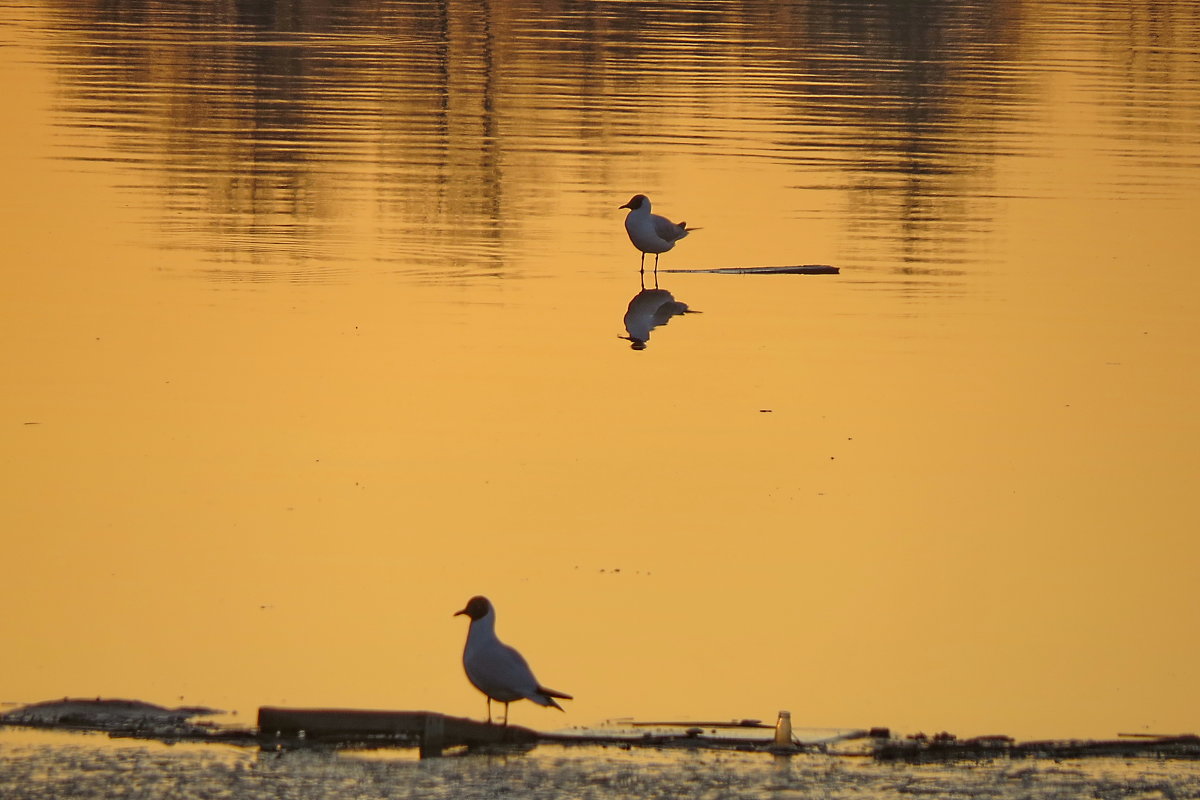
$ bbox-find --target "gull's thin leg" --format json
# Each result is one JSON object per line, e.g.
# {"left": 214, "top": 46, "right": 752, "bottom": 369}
{"left": 503, "top": 702, "right": 511, "bottom": 727}
{"left": 486, "top": 697, "right": 492, "bottom": 725}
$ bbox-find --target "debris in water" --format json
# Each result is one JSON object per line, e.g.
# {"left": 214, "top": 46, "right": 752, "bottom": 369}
{"left": 4, "top": 698, "right": 1199, "bottom": 763}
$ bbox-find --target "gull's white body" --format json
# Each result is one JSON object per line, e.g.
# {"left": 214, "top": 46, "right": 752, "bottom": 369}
{"left": 455, "top": 596, "right": 571, "bottom": 723}
{"left": 620, "top": 194, "right": 692, "bottom": 268}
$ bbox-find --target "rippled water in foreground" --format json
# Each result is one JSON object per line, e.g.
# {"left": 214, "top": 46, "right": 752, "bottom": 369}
{"left": 3, "top": 730, "right": 1200, "bottom": 800}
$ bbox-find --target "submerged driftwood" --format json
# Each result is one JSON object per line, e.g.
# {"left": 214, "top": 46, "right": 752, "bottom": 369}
{"left": 4, "top": 699, "right": 1198, "bottom": 761}
{"left": 874, "top": 731, "right": 1200, "bottom": 762}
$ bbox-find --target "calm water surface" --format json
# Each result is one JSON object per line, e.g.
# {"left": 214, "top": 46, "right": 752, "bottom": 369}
{"left": 3, "top": 0, "right": 1200, "bottom": 784}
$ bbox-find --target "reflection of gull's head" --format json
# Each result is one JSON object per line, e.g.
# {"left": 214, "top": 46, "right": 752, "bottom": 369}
{"left": 619, "top": 334, "right": 648, "bottom": 351}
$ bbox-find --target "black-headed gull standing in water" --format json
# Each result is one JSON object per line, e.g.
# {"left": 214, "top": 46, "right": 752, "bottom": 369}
{"left": 619, "top": 194, "right": 694, "bottom": 271}
{"left": 455, "top": 595, "right": 572, "bottom": 725}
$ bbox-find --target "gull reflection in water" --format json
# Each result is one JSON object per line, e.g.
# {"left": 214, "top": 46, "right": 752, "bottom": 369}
{"left": 620, "top": 273, "right": 700, "bottom": 350}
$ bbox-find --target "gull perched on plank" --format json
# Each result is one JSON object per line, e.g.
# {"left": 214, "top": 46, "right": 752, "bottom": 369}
{"left": 619, "top": 194, "right": 695, "bottom": 272}
{"left": 455, "top": 595, "right": 572, "bottom": 725}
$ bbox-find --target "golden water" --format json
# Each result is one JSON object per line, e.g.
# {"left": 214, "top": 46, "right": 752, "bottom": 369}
{"left": 2, "top": 0, "right": 1199, "bottom": 741}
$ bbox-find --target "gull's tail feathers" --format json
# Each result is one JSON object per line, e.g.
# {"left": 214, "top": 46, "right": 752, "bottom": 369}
{"left": 533, "top": 685, "right": 573, "bottom": 710}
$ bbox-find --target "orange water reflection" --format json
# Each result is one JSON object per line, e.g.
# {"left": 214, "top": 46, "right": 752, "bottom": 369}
{"left": 1, "top": 0, "right": 1199, "bottom": 742}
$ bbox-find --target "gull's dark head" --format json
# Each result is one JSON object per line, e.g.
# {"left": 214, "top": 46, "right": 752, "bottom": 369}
{"left": 454, "top": 595, "right": 492, "bottom": 620}
{"left": 619, "top": 194, "right": 649, "bottom": 211}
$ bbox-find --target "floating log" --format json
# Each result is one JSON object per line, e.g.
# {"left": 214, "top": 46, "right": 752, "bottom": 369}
{"left": 257, "top": 707, "right": 536, "bottom": 758}
{"left": 663, "top": 265, "right": 839, "bottom": 275}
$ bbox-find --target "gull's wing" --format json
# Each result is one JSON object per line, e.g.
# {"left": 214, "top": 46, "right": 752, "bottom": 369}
{"left": 467, "top": 640, "right": 542, "bottom": 698}
{"left": 651, "top": 213, "right": 688, "bottom": 243}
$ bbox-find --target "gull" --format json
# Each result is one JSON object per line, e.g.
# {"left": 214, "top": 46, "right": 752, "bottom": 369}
{"left": 619, "top": 194, "right": 694, "bottom": 271}
{"left": 454, "top": 595, "right": 572, "bottom": 725}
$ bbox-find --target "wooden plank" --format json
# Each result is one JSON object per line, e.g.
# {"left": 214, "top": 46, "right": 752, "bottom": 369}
{"left": 421, "top": 714, "right": 445, "bottom": 758}
{"left": 663, "top": 265, "right": 839, "bottom": 275}
{"left": 256, "top": 707, "right": 537, "bottom": 756}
